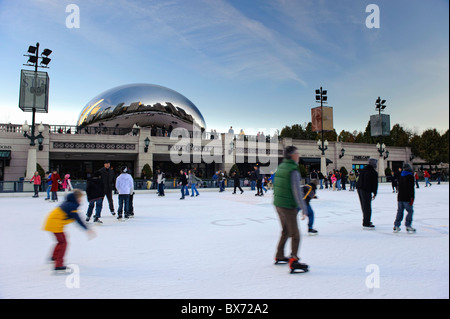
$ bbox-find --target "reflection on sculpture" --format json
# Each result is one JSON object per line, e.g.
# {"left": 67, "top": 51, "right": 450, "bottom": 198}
{"left": 77, "top": 84, "right": 207, "bottom": 132}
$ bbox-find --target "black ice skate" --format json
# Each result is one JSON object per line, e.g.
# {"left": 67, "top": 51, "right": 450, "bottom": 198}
{"left": 406, "top": 226, "right": 416, "bottom": 234}
{"left": 289, "top": 258, "right": 309, "bottom": 273}
{"left": 308, "top": 229, "right": 318, "bottom": 236}
{"left": 54, "top": 266, "right": 71, "bottom": 274}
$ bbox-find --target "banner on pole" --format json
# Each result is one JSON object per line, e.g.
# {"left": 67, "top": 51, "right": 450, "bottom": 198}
{"left": 311, "top": 106, "right": 333, "bottom": 132}
{"left": 19, "top": 69, "right": 49, "bottom": 113}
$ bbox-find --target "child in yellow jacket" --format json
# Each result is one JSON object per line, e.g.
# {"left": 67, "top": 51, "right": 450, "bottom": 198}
{"left": 43, "top": 189, "right": 95, "bottom": 272}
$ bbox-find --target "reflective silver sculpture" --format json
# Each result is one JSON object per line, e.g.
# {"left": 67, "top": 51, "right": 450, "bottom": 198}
{"left": 77, "top": 83, "right": 206, "bottom": 131}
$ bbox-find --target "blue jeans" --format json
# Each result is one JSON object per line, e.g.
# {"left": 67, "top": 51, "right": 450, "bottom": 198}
{"left": 425, "top": 177, "right": 431, "bottom": 186}
{"left": 191, "top": 184, "right": 199, "bottom": 196}
{"left": 180, "top": 185, "right": 186, "bottom": 198}
{"left": 319, "top": 179, "right": 323, "bottom": 189}
{"left": 87, "top": 198, "right": 103, "bottom": 218}
{"left": 394, "top": 201, "right": 414, "bottom": 227}
{"left": 250, "top": 180, "right": 256, "bottom": 190}
{"left": 305, "top": 204, "right": 315, "bottom": 229}
{"left": 46, "top": 185, "right": 51, "bottom": 199}
{"left": 117, "top": 194, "right": 130, "bottom": 216}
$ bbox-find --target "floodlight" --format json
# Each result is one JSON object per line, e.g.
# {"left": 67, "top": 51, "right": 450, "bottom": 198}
{"left": 322, "top": 90, "right": 327, "bottom": 96}
{"left": 27, "top": 56, "right": 38, "bottom": 64}
{"left": 42, "top": 48, "right": 52, "bottom": 56}
{"left": 28, "top": 46, "right": 37, "bottom": 54}
{"left": 315, "top": 89, "right": 320, "bottom": 95}
{"left": 322, "top": 96, "right": 327, "bottom": 101}
{"left": 41, "top": 57, "right": 51, "bottom": 66}
{"left": 316, "top": 95, "right": 321, "bottom": 101}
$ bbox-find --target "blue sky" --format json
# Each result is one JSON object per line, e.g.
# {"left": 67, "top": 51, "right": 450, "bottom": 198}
{"left": 0, "top": 0, "right": 448, "bottom": 136}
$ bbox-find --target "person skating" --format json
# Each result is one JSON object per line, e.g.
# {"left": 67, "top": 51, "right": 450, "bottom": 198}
{"left": 43, "top": 189, "right": 95, "bottom": 272}
{"left": 44, "top": 171, "right": 52, "bottom": 200}
{"left": 393, "top": 163, "right": 416, "bottom": 233}
{"left": 232, "top": 171, "right": 244, "bottom": 194}
{"left": 273, "top": 146, "right": 309, "bottom": 273}
{"left": 356, "top": 158, "right": 379, "bottom": 229}
{"left": 98, "top": 160, "right": 116, "bottom": 215}
{"left": 30, "top": 171, "right": 41, "bottom": 198}
{"left": 424, "top": 170, "right": 432, "bottom": 187}
{"left": 61, "top": 174, "right": 73, "bottom": 194}
{"left": 188, "top": 170, "right": 201, "bottom": 197}
{"left": 85, "top": 171, "right": 104, "bottom": 223}
{"left": 50, "top": 169, "right": 61, "bottom": 202}
{"left": 178, "top": 169, "right": 188, "bottom": 199}
{"left": 301, "top": 180, "right": 319, "bottom": 235}
{"left": 115, "top": 166, "right": 134, "bottom": 220}
{"left": 157, "top": 169, "right": 165, "bottom": 196}
{"left": 348, "top": 171, "right": 356, "bottom": 191}
{"left": 254, "top": 165, "right": 263, "bottom": 196}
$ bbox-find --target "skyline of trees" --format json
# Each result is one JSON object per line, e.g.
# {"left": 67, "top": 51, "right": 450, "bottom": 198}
{"left": 279, "top": 121, "right": 449, "bottom": 165}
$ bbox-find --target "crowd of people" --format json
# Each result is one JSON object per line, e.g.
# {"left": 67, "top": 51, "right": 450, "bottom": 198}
{"left": 39, "top": 153, "right": 443, "bottom": 274}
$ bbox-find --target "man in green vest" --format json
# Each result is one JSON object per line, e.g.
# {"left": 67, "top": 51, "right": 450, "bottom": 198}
{"left": 273, "top": 146, "right": 309, "bottom": 273}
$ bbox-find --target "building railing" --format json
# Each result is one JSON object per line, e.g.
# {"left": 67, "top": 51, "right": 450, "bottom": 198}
{"left": 1, "top": 177, "right": 436, "bottom": 193}
{"left": 1, "top": 123, "right": 280, "bottom": 142}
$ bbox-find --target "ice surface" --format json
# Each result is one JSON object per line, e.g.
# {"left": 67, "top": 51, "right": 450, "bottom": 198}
{"left": 0, "top": 183, "right": 448, "bottom": 299}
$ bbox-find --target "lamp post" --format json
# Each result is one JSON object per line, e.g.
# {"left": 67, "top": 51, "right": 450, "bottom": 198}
{"left": 315, "top": 87, "right": 328, "bottom": 173}
{"left": 144, "top": 137, "right": 150, "bottom": 153}
{"left": 21, "top": 42, "right": 52, "bottom": 179}
{"left": 372, "top": 96, "right": 389, "bottom": 177}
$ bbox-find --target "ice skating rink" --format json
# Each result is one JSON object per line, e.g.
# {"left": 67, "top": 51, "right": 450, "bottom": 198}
{"left": 0, "top": 183, "right": 448, "bottom": 299}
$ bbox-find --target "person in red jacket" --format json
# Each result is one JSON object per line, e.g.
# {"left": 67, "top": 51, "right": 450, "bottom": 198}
{"left": 423, "top": 170, "right": 432, "bottom": 187}
{"left": 30, "top": 171, "right": 41, "bottom": 198}
{"left": 414, "top": 171, "right": 420, "bottom": 188}
{"left": 50, "top": 169, "right": 61, "bottom": 202}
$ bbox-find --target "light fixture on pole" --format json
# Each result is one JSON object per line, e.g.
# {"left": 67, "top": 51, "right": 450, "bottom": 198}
{"left": 317, "top": 139, "right": 328, "bottom": 153}
{"left": 315, "top": 87, "right": 328, "bottom": 156}
{"left": 339, "top": 148, "right": 345, "bottom": 159}
{"left": 376, "top": 142, "right": 388, "bottom": 160}
{"left": 20, "top": 42, "right": 52, "bottom": 150}
{"left": 144, "top": 137, "right": 150, "bottom": 153}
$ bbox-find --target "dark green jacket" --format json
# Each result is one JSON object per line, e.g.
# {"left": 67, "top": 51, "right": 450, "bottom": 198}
{"left": 273, "top": 159, "right": 305, "bottom": 209}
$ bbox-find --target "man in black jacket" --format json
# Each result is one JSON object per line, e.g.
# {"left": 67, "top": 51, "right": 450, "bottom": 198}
{"left": 85, "top": 171, "right": 105, "bottom": 223}
{"left": 178, "top": 170, "right": 188, "bottom": 200}
{"left": 356, "top": 158, "right": 378, "bottom": 229}
{"left": 98, "top": 160, "right": 115, "bottom": 215}
{"left": 393, "top": 163, "right": 416, "bottom": 233}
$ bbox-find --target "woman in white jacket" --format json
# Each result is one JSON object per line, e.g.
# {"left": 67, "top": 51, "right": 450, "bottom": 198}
{"left": 115, "top": 166, "right": 134, "bottom": 220}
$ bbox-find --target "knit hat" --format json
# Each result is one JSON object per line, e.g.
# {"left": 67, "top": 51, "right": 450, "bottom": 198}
{"left": 403, "top": 163, "right": 412, "bottom": 172}
{"left": 368, "top": 158, "right": 378, "bottom": 168}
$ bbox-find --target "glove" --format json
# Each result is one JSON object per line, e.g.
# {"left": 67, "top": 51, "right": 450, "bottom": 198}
{"left": 409, "top": 198, "right": 414, "bottom": 206}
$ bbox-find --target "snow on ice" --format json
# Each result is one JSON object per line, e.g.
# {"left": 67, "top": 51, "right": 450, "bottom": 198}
{"left": 0, "top": 183, "right": 448, "bottom": 299}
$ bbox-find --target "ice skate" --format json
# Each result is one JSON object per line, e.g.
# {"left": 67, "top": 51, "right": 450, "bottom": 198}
{"left": 54, "top": 266, "right": 71, "bottom": 274}
{"left": 393, "top": 226, "right": 401, "bottom": 233}
{"left": 308, "top": 228, "right": 318, "bottom": 236}
{"left": 289, "top": 258, "right": 309, "bottom": 273}
{"left": 363, "top": 223, "right": 375, "bottom": 230}
{"left": 406, "top": 226, "right": 416, "bottom": 234}
{"left": 274, "top": 257, "right": 290, "bottom": 265}
{"left": 93, "top": 217, "right": 103, "bottom": 224}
